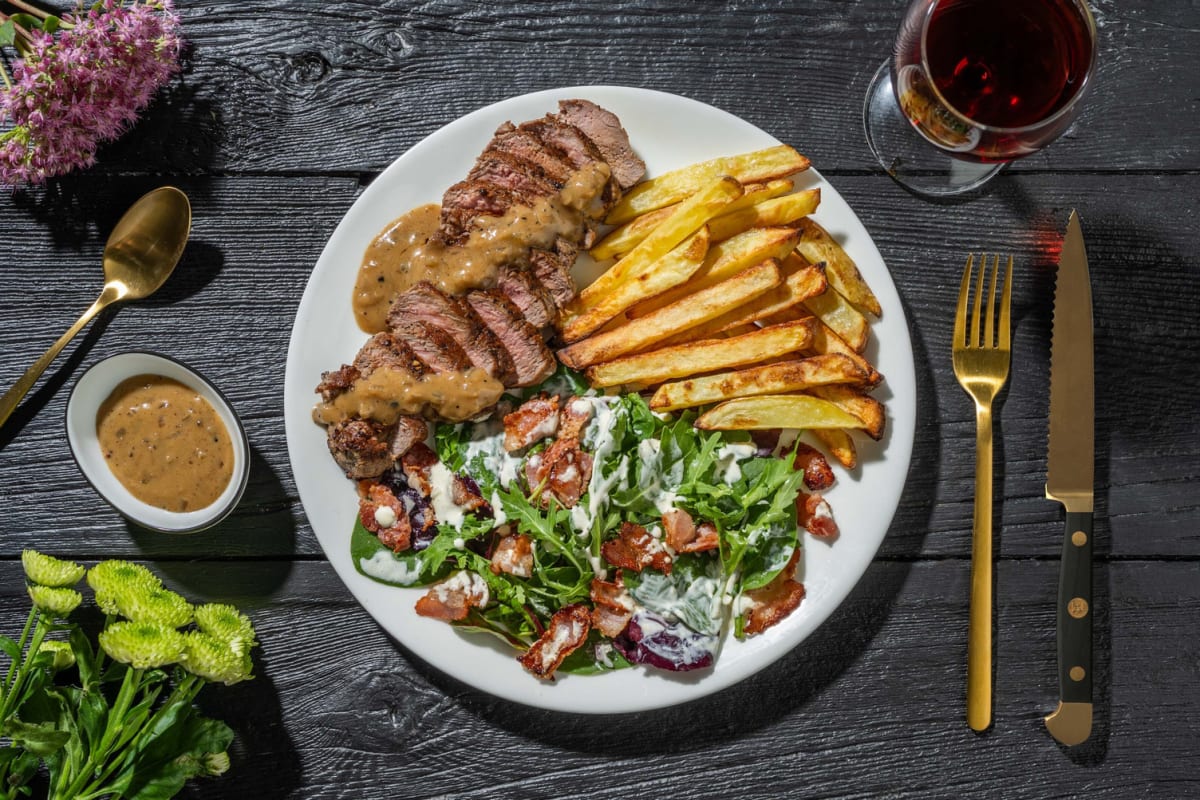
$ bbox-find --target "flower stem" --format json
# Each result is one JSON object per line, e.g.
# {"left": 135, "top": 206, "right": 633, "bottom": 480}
{"left": 1, "top": 608, "right": 35, "bottom": 696}
{"left": 0, "top": 611, "right": 46, "bottom": 727}
{"left": 3, "top": 0, "right": 49, "bottom": 19}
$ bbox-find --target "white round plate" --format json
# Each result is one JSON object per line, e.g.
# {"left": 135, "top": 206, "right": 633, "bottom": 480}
{"left": 284, "top": 86, "right": 915, "bottom": 713}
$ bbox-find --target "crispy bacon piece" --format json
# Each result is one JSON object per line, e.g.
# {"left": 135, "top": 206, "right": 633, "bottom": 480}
{"left": 400, "top": 441, "right": 439, "bottom": 496}
{"left": 525, "top": 438, "right": 593, "bottom": 508}
{"left": 503, "top": 394, "right": 560, "bottom": 452}
{"left": 793, "top": 442, "right": 835, "bottom": 491}
{"left": 490, "top": 533, "right": 534, "bottom": 578}
{"left": 517, "top": 604, "right": 591, "bottom": 679}
{"left": 557, "top": 396, "right": 593, "bottom": 441}
{"left": 414, "top": 571, "right": 489, "bottom": 621}
{"left": 602, "top": 522, "right": 673, "bottom": 574}
{"left": 662, "top": 509, "right": 720, "bottom": 554}
{"left": 742, "top": 549, "right": 805, "bottom": 635}
{"left": 451, "top": 474, "right": 490, "bottom": 514}
{"left": 357, "top": 481, "right": 412, "bottom": 552}
{"left": 590, "top": 575, "right": 634, "bottom": 637}
{"left": 797, "top": 492, "right": 839, "bottom": 538}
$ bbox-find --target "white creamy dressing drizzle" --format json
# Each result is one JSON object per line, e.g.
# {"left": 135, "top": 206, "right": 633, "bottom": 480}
{"left": 715, "top": 442, "right": 757, "bottom": 484}
{"left": 436, "top": 570, "right": 489, "bottom": 606}
{"left": 461, "top": 420, "right": 524, "bottom": 489}
{"left": 490, "top": 490, "right": 507, "bottom": 526}
{"left": 373, "top": 505, "right": 397, "bottom": 529}
{"left": 359, "top": 551, "right": 423, "bottom": 586}
{"left": 428, "top": 461, "right": 467, "bottom": 531}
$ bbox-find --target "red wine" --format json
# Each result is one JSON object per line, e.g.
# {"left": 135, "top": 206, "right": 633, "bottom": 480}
{"left": 926, "top": 0, "right": 1092, "bottom": 129}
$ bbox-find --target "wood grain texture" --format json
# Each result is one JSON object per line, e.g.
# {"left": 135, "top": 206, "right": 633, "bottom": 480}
{"left": 1, "top": 559, "right": 1195, "bottom": 800}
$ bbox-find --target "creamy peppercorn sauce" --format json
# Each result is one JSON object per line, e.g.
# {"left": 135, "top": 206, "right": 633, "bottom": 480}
{"left": 95, "top": 374, "right": 234, "bottom": 512}
{"left": 338, "top": 161, "right": 609, "bottom": 424}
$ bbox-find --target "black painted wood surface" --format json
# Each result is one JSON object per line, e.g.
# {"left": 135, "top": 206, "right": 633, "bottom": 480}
{"left": 0, "top": 1, "right": 1197, "bottom": 798}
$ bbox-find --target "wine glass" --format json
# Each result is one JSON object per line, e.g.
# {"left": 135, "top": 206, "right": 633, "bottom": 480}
{"left": 863, "top": 0, "right": 1098, "bottom": 197}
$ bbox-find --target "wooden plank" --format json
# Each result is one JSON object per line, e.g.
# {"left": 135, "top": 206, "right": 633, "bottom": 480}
{"left": 69, "top": 1, "right": 1200, "bottom": 176}
{"left": 1, "top": 559, "right": 1194, "bottom": 798}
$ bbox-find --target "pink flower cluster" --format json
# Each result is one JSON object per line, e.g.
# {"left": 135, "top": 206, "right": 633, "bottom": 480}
{"left": 0, "top": 0, "right": 182, "bottom": 187}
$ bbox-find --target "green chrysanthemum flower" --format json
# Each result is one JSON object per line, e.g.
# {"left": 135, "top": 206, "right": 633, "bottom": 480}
{"left": 21, "top": 550, "right": 86, "bottom": 587}
{"left": 38, "top": 640, "right": 76, "bottom": 671}
{"left": 87, "top": 560, "right": 162, "bottom": 615}
{"left": 181, "top": 631, "right": 253, "bottom": 686}
{"left": 202, "top": 751, "right": 231, "bottom": 776}
{"left": 193, "top": 604, "right": 257, "bottom": 655}
{"left": 28, "top": 585, "right": 83, "bottom": 617}
{"left": 115, "top": 587, "right": 193, "bottom": 629}
{"left": 98, "top": 621, "right": 186, "bottom": 669}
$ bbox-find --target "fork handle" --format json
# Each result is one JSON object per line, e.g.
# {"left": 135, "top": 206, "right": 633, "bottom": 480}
{"left": 967, "top": 401, "right": 994, "bottom": 732}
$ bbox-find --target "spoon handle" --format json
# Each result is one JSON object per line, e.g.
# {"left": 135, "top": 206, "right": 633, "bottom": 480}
{"left": 0, "top": 291, "right": 116, "bottom": 430}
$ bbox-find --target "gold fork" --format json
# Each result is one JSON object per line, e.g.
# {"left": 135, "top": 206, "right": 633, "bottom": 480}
{"left": 953, "top": 252, "right": 1014, "bottom": 732}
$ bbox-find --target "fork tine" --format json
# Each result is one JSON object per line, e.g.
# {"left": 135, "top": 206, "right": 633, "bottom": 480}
{"left": 984, "top": 254, "right": 998, "bottom": 348}
{"left": 955, "top": 253, "right": 973, "bottom": 348}
{"left": 999, "top": 254, "right": 1013, "bottom": 349}
{"left": 969, "top": 252, "right": 985, "bottom": 348}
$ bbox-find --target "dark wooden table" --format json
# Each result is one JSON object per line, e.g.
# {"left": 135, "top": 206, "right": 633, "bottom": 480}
{"left": 2, "top": 1, "right": 1197, "bottom": 797}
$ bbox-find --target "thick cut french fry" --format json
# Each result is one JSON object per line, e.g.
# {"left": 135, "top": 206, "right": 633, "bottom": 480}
{"left": 577, "top": 177, "right": 743, "bottom": 309}
{"left": 589, "top": 179, "right": 793, "bottom": 262}
{"left": 707, "top": 189, "right": 821, "bottom": 242}
{"left": 795, "top": 254, "right": 869, "bottom": 352}
{"left": 627, "top": 227, "right": 800, "bottom": 319}
{"left": 795, "top": 218, "right": 882, "bottom": 317}
{"left": 560, "top": 227, "right": 710, "bottom": 343}
{"left": 657, "top": 260, "right": 828, "bottom": 346}
{"left": 811, "top": 428, "right": 857, "bottom": 469}
{"left": 586, "top": 319, "right": 817, "bottom": 389}
{"left": 649, "top": 354, "right": 870, "bottom": 412}
{"left": 605, "top": 145, "right": 811, "bottom": 225}
{"left": 695, "top": 394, "right": 867, "bottom": 431}
{"left": 558, "top": 260, "right": 782, "bottom": 369}
{"left": 805, "top": 315, "right": 883, "bottom": 388}
{"left": 807, "top": 385, "right": 886, "bottom": 440}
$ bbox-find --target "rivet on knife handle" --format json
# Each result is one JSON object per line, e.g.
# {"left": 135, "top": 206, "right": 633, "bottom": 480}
{"left": 1044, "top": 511, "right": 1093, "bottom": 745}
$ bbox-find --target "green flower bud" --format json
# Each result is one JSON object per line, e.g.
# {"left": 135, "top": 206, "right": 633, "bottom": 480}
{"left": 115, "top": 587, "right": 193, "bottom": 629}
{"left": 38, "top": 640, "right": 76, "bottom": 671}
{"left": 28, "top": 585, "right": 82, "bottom": 617}
{"left": 202, "top": 751, "right": 231, "bottom": 776}
{"left": 21, "top": 550, "right": 86, "bottom": 588}
{"left": 98, "top": 621, "right": 186, "bottom": 669}
{"left": 181, "top": 631, "right": 253, "bottom": 686}
{"left": 193, "top": 604, "right": 257, "bottom": 655}
{"left": 87, "top": 560, "right": 161, "bottom": 599}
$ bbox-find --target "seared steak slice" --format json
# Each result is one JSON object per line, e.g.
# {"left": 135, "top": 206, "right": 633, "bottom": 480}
{"left": 495, "top": 263, "right": 558, "bottom": 329}
{"left": 353, "top": 332, "right": 428, "bottom": 380}
{"left": 389, "top": 318, "right": 472, "bottom": 374}
{"left": 555, "top": 99, "right": 646, "bottom": 190}
{"left": 530, "top": 240, "right": 578, "bottom": 309}
{"left": 316, "top": 364, "right": 359, "bottom": 402}
{"left": 439, "top": 180, "right": 523, "bottom": 242}
{"left": 468, "top": 151, "right": 561, "bottom": 200}
{"left": 486, "top": 124, "right": 575, "bottom": 185}
{"left": 327, "top": 418, "right": 394, "bottom": 479}
{"left": 519, "top": 117, "right": 620, "bottom": 217}
{"left": 388, "top": 282, "right": 517, "bottom": 384}
{"left": 465, "top": 290, "right": 556, "bottom": 387}
{"left": 390, "top": 416, "right": 429, "bottom": 459}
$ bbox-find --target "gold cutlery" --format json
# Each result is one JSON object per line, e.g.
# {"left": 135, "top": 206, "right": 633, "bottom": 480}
{"left": 1043, "top": 210, "right": 1095, "bottom": 746}
{"left": 952, "top": 252, "right": 1013, "bottom": 732}
{"left": 0, "top": 186, "right": 192, "bottom": 431}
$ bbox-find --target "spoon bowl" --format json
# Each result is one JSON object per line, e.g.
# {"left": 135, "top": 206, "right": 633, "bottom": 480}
{"left": 0, "top": 186, "right": 192, "bottom": 430}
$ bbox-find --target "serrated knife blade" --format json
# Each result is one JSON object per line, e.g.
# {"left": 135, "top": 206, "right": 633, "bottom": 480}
{"left": 1043, "top": 209, "right": 1095, "bottom": 747}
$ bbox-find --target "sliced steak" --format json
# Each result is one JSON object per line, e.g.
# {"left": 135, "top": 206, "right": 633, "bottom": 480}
{"left": 388, "top": 317, "right": 472, "bottom": 374}
{"left": 495, "top": 263, "right": 558, "bottom": 329}
{"left": 519, "top": 117, "right": 620, "bottom": 217}
{"left": 388, "top": 282, "right": 517, "bottom": 384}
{"left": 465, "top": 290, "right": 556, "bottom": 387}
{"left": 529, "top": 240, "right": 578, "bottom": 309}
{"left": 468, "top": 151, "right": 561, "bottom": 201}
{"left": 353, "top": 332, "right": 428, "bottom": 380}
{"left": 327, "top": 418, "right": 394, "bottom": 479}
{"left": 485, "top": 124, "right": 575, "bottom": 185}
{"left": 315, "top": 364, "right": 359, "bottom": 402}
{"left": 439, "top": 180, "right": 524, "bottom": 242}
{"left": 555, "top": 99, "right": 646, "bottom": 190}
{"left": 389, "top": 416, "right": 429, "bottom": 459}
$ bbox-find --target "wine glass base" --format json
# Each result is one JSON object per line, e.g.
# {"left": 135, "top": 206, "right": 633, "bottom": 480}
{"left": 863, "top": 62, "right": 1004, "bottom": 198}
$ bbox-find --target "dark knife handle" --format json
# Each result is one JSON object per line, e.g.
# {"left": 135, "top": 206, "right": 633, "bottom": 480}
{"left": 1056, "top": 511, "right": 1093, "bottom": 703}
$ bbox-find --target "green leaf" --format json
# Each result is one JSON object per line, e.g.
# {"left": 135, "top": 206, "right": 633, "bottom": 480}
{"left": 9, "top": 13, "right": 41, "bottom": 30}
{"left": 41, "top": 15, "right": 60, "bottom": 34}
{"left": 349, "top": 518, "right": 444, "bottom": 588}
{"left": 739, "top": 525, "right": 798, "bottom": 592}
{"left": 70, "top": 625, "right": 99, "bottom": 688}
{"left": 119, "top": 709, "right": 234, "bottom": 800}
{"left": 5, "top": 718, "right": 70, "bottom": 757}
{"left": 0, "top": 634, "right": 20, "bottom": 662}
{"left": 626, "top": 554, "right": 724, "bottom": 636}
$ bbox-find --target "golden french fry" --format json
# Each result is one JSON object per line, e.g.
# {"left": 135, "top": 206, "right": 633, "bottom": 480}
{"left": 795, "top": 254, "right": 869, "bottom": 352}
{"left": 796, "top": 218, "right": 882, "bottom": 317}
{"left": 695, "top": 394, "right": 867, "bottom": 431}
{"left": 811, "top": 428, "right": 857, "bottom": 469}
{"left": 586, "top": 319, "right": 817, "bottom": 389}
{"left": 560, "top": 227, "right": 710, "bottom": 343}
{"left": 649, "top": 354, "right": 871, "bottom": 412}
{"left": 578, "top": 177, "right": 743, "bottom": 309}
{"left": 805, "top": 315, "right": 883, "bottom": 388}
{"left": 707, "top": 188, "right": 821, "bottom": 242}
{"left": 807, "top": 385, "right": 886, "bottom": 440}
{"left": 605, "top": 145, "right": 811, "bottom": 225}
{"left": 589, "top": 179, "right": 794, "bottom": 262}
{"left": 558, "top": 260, "right": 783, "bottom": 369}
{"left": 627, "top": 227, "right": 800, "bottom": 319}
{"left": 657, "top": 260, "right": 828, "bottom": 346}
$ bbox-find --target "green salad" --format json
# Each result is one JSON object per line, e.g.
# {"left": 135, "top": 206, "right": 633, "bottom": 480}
{"left": 350, "top": 368, "right": 810, "bottom": 677}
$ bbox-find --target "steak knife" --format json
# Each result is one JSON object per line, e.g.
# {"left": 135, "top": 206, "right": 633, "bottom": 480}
{"left": 1043, "top": 210, "right": 1094, "bottom": 747}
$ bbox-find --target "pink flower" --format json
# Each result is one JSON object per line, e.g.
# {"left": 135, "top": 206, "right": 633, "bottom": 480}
{"left": 0, "top": 0, "right": 182, "bottom": 187}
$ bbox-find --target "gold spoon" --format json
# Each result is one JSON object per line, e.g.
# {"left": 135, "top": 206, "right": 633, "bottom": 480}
{"left": 0, "top": 186, "right": 192, "bottom": 430}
